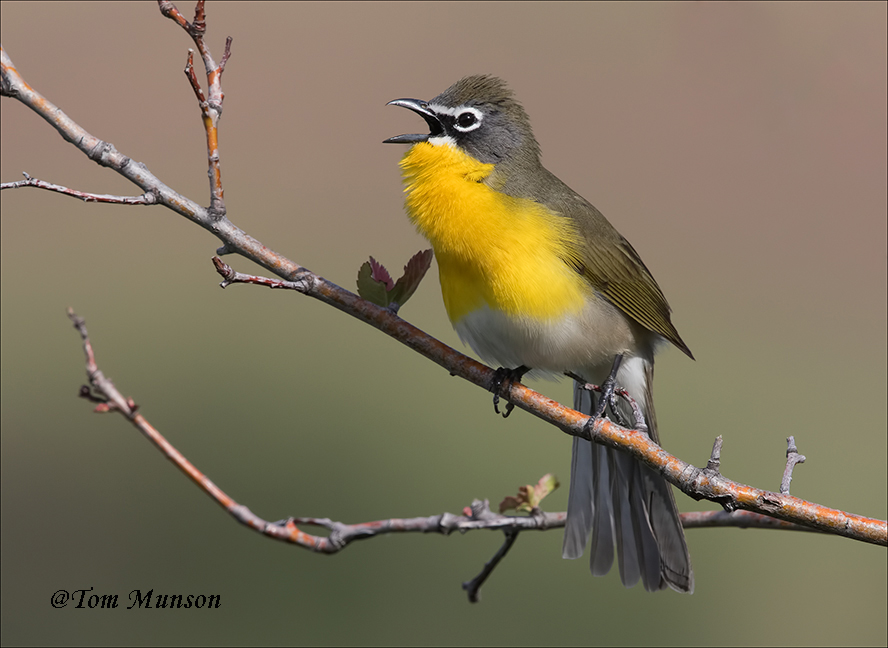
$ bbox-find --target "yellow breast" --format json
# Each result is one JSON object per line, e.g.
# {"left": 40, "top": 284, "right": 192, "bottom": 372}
{"left": 399, "top": 142, "right": 587, "bottom": 324}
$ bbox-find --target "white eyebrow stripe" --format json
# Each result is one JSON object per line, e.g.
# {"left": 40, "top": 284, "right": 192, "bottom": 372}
{"left": 428, "top": 103, "right": 460, "bottom": 116}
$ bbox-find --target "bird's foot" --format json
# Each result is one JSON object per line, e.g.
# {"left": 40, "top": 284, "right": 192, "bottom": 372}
{"left": 491, "top": 365, "right": 530, "bottom": 418}
{"left": 581, "top": 354, "right": 625, "bottom": 434}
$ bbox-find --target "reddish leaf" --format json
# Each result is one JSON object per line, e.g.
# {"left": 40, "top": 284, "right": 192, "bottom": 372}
{"left": 368, "top": 256, "right": 394, "bottom": 291}
{"left": 389, "top": 249, "right": 433, "bottom": 308}
{"left": 356, "top": 260, "right": 392, "bottom": 307}
{"left": 357, "top": 250, "right": 433, "bottom": 310}
{"left": 499, "top": 474, "right": 560, "bottom": 513}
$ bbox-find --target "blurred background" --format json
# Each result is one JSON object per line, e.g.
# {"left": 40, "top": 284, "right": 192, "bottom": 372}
{"left": 2, "top": 2, "right": 885, "bottom": 645}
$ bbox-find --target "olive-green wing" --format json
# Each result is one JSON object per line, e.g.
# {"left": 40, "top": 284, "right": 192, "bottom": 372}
{"left": 550, "top": 187, "right": 693, "bottom": 359}
{"left": 576, "top": 231, "right": 693, "bottom": 359}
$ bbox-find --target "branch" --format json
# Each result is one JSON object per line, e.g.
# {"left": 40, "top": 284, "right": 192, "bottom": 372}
{"left": 213, "top": 260, "right": 888, "bottom": 544}
{"left": 3, "top": 6, "right": 884, "bottom": 548}
{"left": 66, "top": 308, "right": 329, "bottom": 551}
{"left": 64, "top": 308, "right": 835, "bottom": 602}
{"left": 679, "top": 510, "right": 819, "bottom": 533}
{"left": 463, "top": 528, "right": 519, "bottom": 603}
{"left": 158, "top": 0, "right": 228, "bottom": 218}
{"left": 1, "top": 44, "right": 213, "bottom": 230}
{"left": 781, "top": 436, "right": 807, "bottom": 495}
{"left": 1, "top": 172, "right": 158, "bottom": 205}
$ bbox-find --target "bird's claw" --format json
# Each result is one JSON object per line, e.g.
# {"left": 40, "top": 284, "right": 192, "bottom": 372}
{"left": 491, "top": 365, "right": 529, "bottom": 418}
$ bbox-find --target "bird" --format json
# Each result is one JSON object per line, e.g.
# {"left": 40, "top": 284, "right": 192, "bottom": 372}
{"left": 384, "top": 75, "right": 693, "bottom": 593}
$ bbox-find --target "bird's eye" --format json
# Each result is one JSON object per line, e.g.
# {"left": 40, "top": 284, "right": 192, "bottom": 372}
{"left": 453, "top": 108, "right": 483, "bottom": 132}
{"left": 457, "top": 112, "right": 476, "bottom": 128}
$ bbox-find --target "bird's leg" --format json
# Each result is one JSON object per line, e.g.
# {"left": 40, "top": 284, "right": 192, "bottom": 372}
{"left": 492, "top": 365, "right": 530, "bottom": 418}
{"left": 589, "top": 353, "right": 623, "bottom": 422}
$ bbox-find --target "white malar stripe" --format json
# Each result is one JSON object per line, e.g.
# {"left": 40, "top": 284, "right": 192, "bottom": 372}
{"left": 428, "top": 135, "right": 457, "bottom": 148}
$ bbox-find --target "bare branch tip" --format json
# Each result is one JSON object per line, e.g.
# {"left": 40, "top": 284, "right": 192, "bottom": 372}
{"left": 66, "top": 307, "right": 86, "bottom": 332}
{"left": 192, "top": 0, "right": 207, "bottom": 33}
{"left": 705, "top": 435, "right": 723, "bottom": 475}
{"left": 781, "top": 436, "right": 807, "bottom": 495}
{"left": 158, "top": 0, "right": 190, "bottom": 30}
{"left": 212, "top": 255, "right": 231, "bottom": 274}
{"left": 220, "top": 37, "right": 233, "bottom": 72}
{"left": 211, "top": 256, "right": 236, "bottom": 287}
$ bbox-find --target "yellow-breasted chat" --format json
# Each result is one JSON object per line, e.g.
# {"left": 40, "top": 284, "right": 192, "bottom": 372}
{"left": 384, "top": 75, "right": 694, "bottom": 593}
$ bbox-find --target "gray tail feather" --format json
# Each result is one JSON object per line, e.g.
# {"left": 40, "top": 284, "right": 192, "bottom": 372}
{"left": 561, "top": 377, "right": 694, "bottom": 593}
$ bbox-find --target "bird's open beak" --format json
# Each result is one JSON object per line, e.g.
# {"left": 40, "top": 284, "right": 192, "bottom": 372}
{"left": 383, "top": 98, "right": 444, "bottom": 144}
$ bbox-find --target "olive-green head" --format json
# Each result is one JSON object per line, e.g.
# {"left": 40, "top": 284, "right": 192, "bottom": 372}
{"left": 384, "top": 74, "right": 540, "bottom": 164}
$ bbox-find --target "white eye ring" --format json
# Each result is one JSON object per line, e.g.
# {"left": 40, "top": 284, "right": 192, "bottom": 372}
{"left": 453, "top": 107, "right": 483, "bottom": 133}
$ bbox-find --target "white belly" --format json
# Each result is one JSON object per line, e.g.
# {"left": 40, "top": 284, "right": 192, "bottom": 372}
{"left": 453, "top": 296, "right": 655, "bottom": 380}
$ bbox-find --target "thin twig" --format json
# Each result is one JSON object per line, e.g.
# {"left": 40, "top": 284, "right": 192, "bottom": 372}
{"left": 1, "top": 173, "right": 158, "bottom": 205}
{"left": 159, "top": 0, "right": 227, "bottom": 218}
{"left": 463, "top": 529, "right": 520, "bottom": 603}
{"left": 781, "top": 436, "right": 807, "bottom": 495}
{"left": 705, "top": 436, "right": 723, "bottom": 475}
{"left": 66, "top": 308, "right": 331, "bottom": 551}
{"left": 220, "top": 37, "right": 233, "bottom": 74}
{"left": 183, "top": 50, "right": 206, "bottom": 105}
{"left": 213, "top": 256, "right": 308, "bottom": 290}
